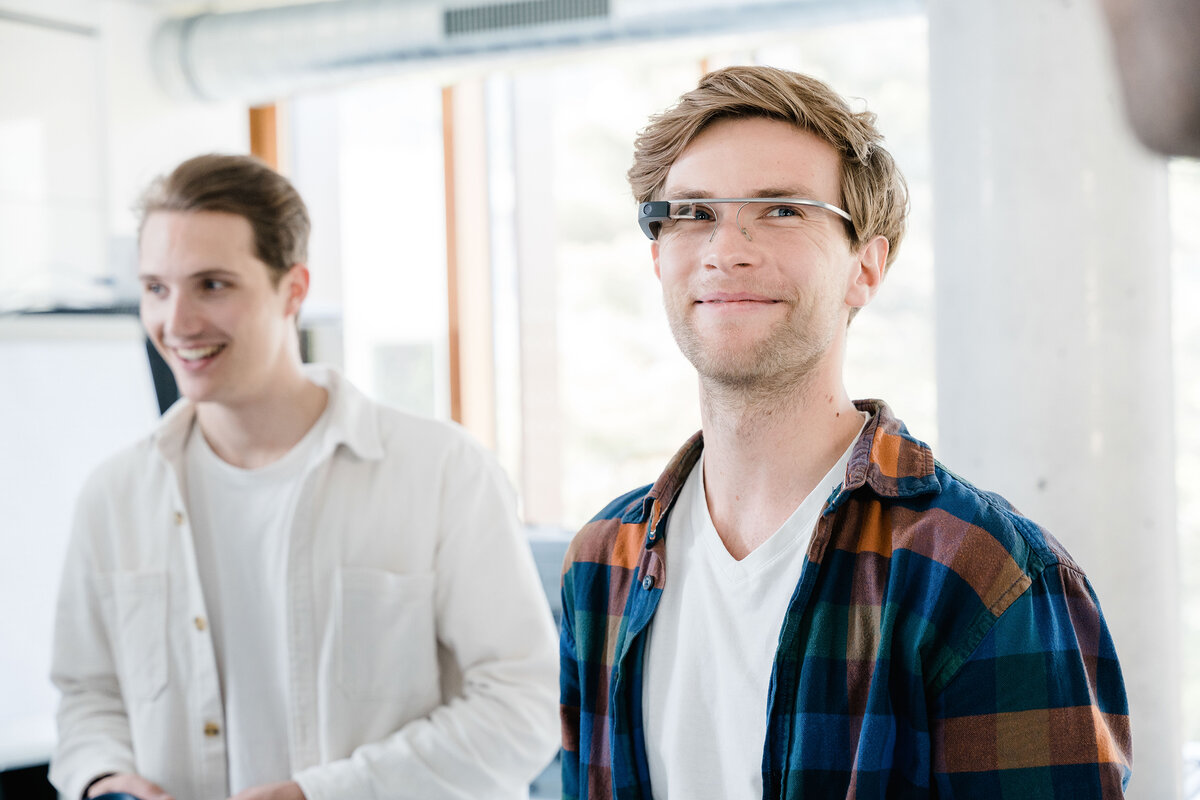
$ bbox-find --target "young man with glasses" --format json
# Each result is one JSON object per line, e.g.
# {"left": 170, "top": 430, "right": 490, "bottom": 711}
{"left": 49, "top": 154, "right": 559, "bottom": 800}
{"left": 559, "top": 66, "right": 1131, "bottom": 798}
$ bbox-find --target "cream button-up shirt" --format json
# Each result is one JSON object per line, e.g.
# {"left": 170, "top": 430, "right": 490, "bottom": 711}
{"left": 50, "top": 366, "right": 559, "bottom": 800}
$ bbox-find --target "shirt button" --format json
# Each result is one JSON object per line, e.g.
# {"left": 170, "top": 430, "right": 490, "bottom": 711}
{"left": 204, "top": 722, "right": 221, "bottom": 737}
{"left": 193, "top": 616, "right": 207, "bottom": 632}
{"left": 173, "top": 511, "right": 185, "bottom": 526}
{"left": 647, "top": 530, "right": 657, "bottom": 542}
{"left": 642, "top": 576, "right": 654, "bottom": 590}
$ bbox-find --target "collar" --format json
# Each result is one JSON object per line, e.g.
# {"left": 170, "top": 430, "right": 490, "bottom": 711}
{"left": 843, "top": 398, "right": 939, "bottom": 498}
{"left": 635, "top": 399, "right": 941, "bottom": 538}
{"left": 152, "top": 365, "right": 385, "bottom": 467}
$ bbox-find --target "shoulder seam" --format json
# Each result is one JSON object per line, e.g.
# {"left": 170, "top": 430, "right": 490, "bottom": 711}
{"left": 935, "top": 461, "right": 1059, "bottom": 569}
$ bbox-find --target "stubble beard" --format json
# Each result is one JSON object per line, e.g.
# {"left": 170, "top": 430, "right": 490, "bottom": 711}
{"left": 666, "top": 293, "right": 835, "bottom": 410}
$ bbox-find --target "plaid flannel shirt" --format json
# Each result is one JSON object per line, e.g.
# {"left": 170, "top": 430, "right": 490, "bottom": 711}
{"left": 559, "top": 400, "right": 1131, "bottom": 799}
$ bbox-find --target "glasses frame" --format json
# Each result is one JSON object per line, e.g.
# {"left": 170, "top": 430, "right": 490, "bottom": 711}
{"left": 637, "top": 197, "right": 854, "bottom": 241}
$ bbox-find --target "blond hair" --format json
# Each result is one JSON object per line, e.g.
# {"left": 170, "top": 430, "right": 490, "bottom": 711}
{"left": 628, "top": 66, "right": 908, "bottom": 269}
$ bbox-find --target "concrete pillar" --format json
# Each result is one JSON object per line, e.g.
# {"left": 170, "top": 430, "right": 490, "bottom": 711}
{"left": 928, "top": 1, "right": 1179, "bottom": 796}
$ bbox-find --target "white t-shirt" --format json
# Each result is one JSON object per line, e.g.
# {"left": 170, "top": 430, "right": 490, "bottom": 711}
{"left": 186, "top": 407, "right": 330, "bottom": 795}
{"left": 643, "top": 418, "right": 866, "bottom": 800}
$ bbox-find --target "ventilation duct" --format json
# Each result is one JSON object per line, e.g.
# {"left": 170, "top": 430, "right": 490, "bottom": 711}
{"left": 153, "top": 0, "right": 918, "bottom": 103}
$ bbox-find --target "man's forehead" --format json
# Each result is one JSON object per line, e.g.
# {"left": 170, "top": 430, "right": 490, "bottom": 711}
{"left": 660, "top": 116, "right": 843, "bottom": 200}
{"left": 138, "top": 210, "right": 268, "bottom": 275}
{"left": 140, "top": 210, "right": 256, "bottom": 251}
{"left": 143, "top": 208, "right": 252, "bottom": 230}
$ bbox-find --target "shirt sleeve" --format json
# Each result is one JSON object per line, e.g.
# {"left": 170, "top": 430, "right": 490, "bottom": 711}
{"left": 48, "top": 478, "right": 139, "bottom": 800}
{"left": 928, "top": 561, "right": 1132, "bottom": 797}
{"left": 559, "top": 564, "right": 582, "bottom": 800}
{"left": 293, "top": 436, "right": 560, "bottom": 800}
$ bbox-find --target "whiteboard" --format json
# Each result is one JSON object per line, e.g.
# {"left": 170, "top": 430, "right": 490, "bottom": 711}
{"left": 0, "top": 314, "right": 159, "bottom": 770}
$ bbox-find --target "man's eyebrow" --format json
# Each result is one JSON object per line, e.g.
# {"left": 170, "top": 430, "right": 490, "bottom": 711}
{"left": 136, "top": 268, "right": 239, "bottom": 281}
{"left": 751, "top": 186, "right": 823, "bottom": 199}
{"left": 661, "top": 186, "right": 826, "bottom": 200}
{"left": 193, "top": 268, "right": 239, "bottom": 279}
{"left": 662, "top": 188, "right": 714, "bottom": 200}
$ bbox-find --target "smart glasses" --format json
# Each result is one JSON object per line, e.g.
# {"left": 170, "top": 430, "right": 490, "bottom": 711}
{"left": 638, "top": 198, "right": 854, "bottom": 242}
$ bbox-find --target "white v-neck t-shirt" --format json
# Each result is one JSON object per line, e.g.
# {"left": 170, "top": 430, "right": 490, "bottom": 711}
{"left": 185, "top": 409, "right": 329, "bottom": 794}
{"left": 643, "top": 417, "right": 866, "bottom": 800}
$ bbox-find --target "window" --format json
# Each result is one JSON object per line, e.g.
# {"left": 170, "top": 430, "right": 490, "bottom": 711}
{"left": 290, "top": 81, "right": 451, "bottom": 419}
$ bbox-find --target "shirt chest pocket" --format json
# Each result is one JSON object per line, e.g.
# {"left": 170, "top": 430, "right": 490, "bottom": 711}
{"left": 337, "top": 568, "right": 439, "bottom": 705}
{"left": 111, "top": 571, "right": 169, "bottom": 702}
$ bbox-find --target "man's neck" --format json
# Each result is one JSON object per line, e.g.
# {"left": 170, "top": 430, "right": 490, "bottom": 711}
{"left": 698, "top": 368, "right": 863, "bottom": 561}
{"left": 195, "top": 369, "right": 329, "bottom": 470}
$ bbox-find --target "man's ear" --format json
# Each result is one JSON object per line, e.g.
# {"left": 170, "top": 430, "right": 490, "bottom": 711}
{"left": 652, "top": 241, "right": 662, "bottom": 281}
{"left": 282, "top": 263, "right": 310, "bottom": 317}
{"left": 845, "top": 235, "right": 888, "bottom": 309}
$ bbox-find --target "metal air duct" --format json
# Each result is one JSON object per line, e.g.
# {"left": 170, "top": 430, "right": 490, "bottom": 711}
{"left": 152, "top": 0, "right": 919, "bottom": 103}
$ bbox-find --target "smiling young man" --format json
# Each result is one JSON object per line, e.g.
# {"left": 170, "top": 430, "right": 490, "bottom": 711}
{"left": 49, "top": 154, "right": 559, "bottom": 800}
{"left": 559, "top": 67, "right": 1132, "bottom": 798}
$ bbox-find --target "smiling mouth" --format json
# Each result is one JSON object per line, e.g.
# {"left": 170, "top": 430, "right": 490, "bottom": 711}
{"left": 695, "top": 298, "right": 782, "bottom": 308}
{"left": 173, "top": 344, "right": 225, "bottom": 362}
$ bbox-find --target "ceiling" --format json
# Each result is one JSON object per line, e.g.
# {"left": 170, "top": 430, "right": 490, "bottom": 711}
{"left": 125, "top": 0, "right": 335, "bottom": 14}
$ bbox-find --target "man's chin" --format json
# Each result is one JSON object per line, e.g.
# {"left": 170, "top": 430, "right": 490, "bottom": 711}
{"left": 174, "top": 375, "right": 229, "bottom": 405}
{"left": 687, "top": 350, "right": 774, "bottom": 389}
{"left": 682, "top": 339, "right": 827, "bottom": 395}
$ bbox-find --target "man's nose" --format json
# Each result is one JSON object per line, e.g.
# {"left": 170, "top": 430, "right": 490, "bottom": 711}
{"left": 703, "top": 208, "right": 757, "bottom": 270}
{"left": 708, "top": 205, "right": 755, "bottom": 244}
{"left": 165, "top": 292, "right": 202, "bottom": 337}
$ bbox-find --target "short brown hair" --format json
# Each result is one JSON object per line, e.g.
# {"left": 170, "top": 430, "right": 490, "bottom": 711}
{"left": 138, "top": 153, "right": 310, "bottom": 285}
{"left": 628, "top": 66, "right": 908, "bottom": 269}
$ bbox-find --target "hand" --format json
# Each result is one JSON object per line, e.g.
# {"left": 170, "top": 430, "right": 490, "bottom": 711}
{"left": 87, "top": 772, "right": 175, "bottom": 800}
{"left": 227, "top": 780, "right": 306, "bottom": 800}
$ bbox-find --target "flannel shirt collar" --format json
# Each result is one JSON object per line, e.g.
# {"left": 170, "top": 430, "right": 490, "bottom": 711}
{"left": 630, "top": 399, "right": 941, "bottom": 546}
